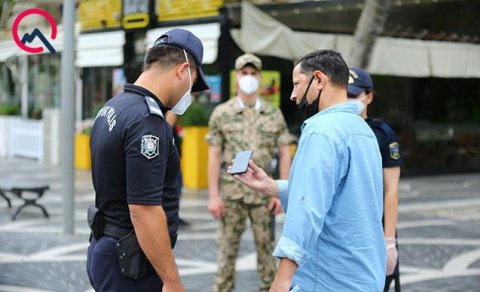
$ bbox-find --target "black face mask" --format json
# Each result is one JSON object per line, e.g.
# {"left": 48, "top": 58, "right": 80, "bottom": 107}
{"left": 297, "top": 76, "right": 322, "bottom": 119}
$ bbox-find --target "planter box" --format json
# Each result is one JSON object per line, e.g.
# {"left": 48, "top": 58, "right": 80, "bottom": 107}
{"left": 75, "top": 134, "right": 91, "bottom": 170}
{"left": 181, "top": 127, "right": 209, "bottom": 190}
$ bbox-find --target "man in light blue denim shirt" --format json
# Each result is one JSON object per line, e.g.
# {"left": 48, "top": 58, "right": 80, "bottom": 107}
{"left": 234, "top": 50, "right": 386, "bottom": 291}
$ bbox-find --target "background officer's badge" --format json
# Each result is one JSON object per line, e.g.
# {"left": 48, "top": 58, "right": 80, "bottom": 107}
{"left": 389, "top": 142, "right": 400, "bottom": 160}
{"left": 141, "top": 135, "right": 159, "bottom": 159}
{"left": 348, "top": 69, "right": 358, "bottom": 84}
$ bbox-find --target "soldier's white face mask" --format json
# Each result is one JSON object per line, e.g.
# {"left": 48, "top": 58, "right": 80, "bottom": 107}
{"left": 238, "top": 75, "right": 259, "bottom": 95}
{"left": 171, "top": 49, "right": 192, "bottom": 115}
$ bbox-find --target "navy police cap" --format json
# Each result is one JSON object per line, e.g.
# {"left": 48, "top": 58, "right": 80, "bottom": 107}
{"left": 348, "top": 67, "right": 373, "bottom": 96}
{"left": 154, "top": 28, "right": 209, "bottom": 92}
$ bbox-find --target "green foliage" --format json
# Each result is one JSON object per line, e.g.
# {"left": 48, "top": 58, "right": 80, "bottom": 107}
{"left": 28, "top": 108, "right": 42, "bottom": 120}
{"left": 179, "top": 102, "right": 210, "bottom": 127}
{"left": 75, "top": 119, "right": 95, "bottom": 134}
{"left": 0, "top": 103, "right": 20, "bottom": 115}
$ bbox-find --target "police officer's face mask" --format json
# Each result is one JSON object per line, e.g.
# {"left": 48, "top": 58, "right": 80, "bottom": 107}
{"left": 347, "top": 93, "right": 367, "bottom": 114}
{"left": 298, "top": 76, "right": 322, "bottom": 119}
{"left": 171, "top": 50, "right": 192, "bottom": 115}
{"left": 347, "top": 98, "right": 366, "bottom": 114}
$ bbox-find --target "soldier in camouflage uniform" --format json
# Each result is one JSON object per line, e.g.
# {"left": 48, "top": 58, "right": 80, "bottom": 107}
{"left": 206, "top": 53, "right": 293, "bottom": 292}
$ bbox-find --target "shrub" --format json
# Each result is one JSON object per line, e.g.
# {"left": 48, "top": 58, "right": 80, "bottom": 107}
{"left": 0, "top": 104, "right": 20, "bottom": 115}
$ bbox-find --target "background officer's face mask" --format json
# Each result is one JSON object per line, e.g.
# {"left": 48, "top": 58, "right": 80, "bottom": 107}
{"left": 347, "top": 98, "right": 366, "bottom": 114}
{"left": 171, "top": 50, "right": 192, "bottom": 115}
{"left": 298, "top": 76, "right": 322, "bottom": 119}
{"left": 238, "top": 75, "right": 259, "bottom": 95}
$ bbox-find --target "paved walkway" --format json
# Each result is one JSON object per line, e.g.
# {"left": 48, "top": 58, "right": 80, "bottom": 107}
{"left": 0, "top": 157, "right": 479, "bottom": 291}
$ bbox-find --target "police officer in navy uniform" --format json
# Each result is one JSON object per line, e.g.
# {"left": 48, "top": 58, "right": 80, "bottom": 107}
{"left": 347, "top": 67, "right": 404, "bottom": 292}
{"left": 86, "top": 29, "right": 209, "bottom": 292}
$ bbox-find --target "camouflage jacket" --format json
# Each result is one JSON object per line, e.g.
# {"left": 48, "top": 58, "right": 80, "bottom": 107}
{"left": 206, "top": 97, "right": 293, "bottom": 204}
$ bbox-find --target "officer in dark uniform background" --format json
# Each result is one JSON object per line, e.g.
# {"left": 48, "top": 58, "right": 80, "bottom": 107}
{"left": 348, "top": 67, "right": 404, "bottom": 292}
{"left": 86, "top": 28, "right": 209, "bottom": 292}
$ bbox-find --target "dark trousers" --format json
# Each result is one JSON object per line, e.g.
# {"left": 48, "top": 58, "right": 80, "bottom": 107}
{"left": 87, "top": 235, "right": 162, "bottom": 291}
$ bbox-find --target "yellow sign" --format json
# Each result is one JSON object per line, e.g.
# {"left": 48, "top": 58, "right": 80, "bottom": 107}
{"left": 122, "top": 13, "right": 150, "bottom": 29}
{"left": 122, "top": 0, "right": 150, "bottom": 29}
{"left": 78, "top": 0, "right": 122, "bottom": 31}
{"left": 156, "top": 0, "right": 223, "bottom": 22}
{"left": 230, "top": 70, "right": 281, "bottom": 108}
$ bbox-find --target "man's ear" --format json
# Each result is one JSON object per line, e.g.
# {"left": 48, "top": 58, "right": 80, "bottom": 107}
{"left": 313, "top": 70, "right": 325, "bottom": 88}
{"left": 176, "top": 62, "right": 189, "bottom": 78}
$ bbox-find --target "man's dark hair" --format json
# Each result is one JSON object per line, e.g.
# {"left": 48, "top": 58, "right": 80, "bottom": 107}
{"left": 144, "top": 45, "right": 196, "bottom": 71}
{"left": 295, "top": 50, "right": 349, "bottom": 88}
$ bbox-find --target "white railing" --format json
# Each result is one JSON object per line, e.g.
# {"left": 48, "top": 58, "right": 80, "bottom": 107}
{"left": 9, "top": 118, "right": 44, "bottom": 161}
{"left": 0, "top": 116, "right": 19, "bottom": 157}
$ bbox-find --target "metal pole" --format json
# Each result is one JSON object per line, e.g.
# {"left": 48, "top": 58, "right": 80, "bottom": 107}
{"left": 218, "top": 7, "right": 231, "bottom": 103}
{"left": 20, "top": 55, "right": 28, "bottom": 118}
{"left": 61, "top": 0, "right": 76, "bottom": 234}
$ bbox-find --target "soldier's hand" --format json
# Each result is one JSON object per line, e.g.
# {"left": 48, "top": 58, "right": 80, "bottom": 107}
{"left": 208, "top": 196, "right": 226, "bottom": 220}
{"left": 233, "top": 160, "right": 279, "bottom": 197}
{"left": 268, "top": 197, "right": 283, "bottom": 215}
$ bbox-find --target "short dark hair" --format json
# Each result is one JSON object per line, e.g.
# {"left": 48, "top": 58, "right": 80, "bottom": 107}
{"left": 295, "top": 50, "right": 349, "bottom": 88}
{"left": 144, "top": 45, "right": 197, "bottom": 71}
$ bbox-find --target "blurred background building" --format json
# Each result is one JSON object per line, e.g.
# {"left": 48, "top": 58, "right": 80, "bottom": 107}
{"left": 0, "top": 0, "right": 479, "bottom": 177}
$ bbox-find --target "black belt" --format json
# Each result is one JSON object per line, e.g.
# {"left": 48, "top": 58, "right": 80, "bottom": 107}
{"left": 102, "top": 222, "right": 178, "bottom": 248}
{"left": 103, "top": 222, "right": 132, "bottom": 239}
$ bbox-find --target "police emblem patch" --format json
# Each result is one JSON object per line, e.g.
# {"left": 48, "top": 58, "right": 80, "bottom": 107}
{"left": 141, "top": 135, "right": 159, "bottom": 159}
{"left": 348, "top": 69, "right": 358, "bottom": 84}
{"left": 389, "top": 142, "right": 400, "bottom": 160}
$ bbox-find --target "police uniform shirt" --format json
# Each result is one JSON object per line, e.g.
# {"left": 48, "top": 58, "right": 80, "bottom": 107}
{"left": 366, "top": 116, "right": 404, "bottom": 168}
{"left": 90, "top": 84, "right": 180, "bottom": 244}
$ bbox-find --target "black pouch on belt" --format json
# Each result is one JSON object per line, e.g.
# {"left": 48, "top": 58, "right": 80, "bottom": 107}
{"left": 87, "top": 204, "right": 104, "bottom": 240}
{"left": 116, "top": 230, "right": 147, "bottom": 280}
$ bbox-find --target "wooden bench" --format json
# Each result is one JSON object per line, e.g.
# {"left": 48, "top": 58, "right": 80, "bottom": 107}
{"left": 0, "top": 179, "right": 50, "bottom": 220}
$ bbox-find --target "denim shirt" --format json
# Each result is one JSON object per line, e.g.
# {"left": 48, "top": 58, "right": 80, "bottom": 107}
{"left": 274, "top": 102, "right": 386, "bottom": 291}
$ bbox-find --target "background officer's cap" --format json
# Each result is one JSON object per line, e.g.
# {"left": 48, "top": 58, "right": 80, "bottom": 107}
{"left": 348, "top": 67, "right": 373, "bottom": 96}
{"left": 235, "top": 53, "right": 262, "bottom": 71}
{"left": 154, "top": 28, "right": 210, "bottom": 92}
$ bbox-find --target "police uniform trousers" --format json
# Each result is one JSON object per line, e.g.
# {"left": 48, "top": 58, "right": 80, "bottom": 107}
{"left": 214, "top": 199, "right": 276, "bottom": 292}
{"left": 87, "top": 235, "right": 162, "bottom": 291}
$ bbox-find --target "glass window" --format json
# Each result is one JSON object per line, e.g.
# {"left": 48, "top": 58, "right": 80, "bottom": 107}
{"left": 27, "top": 54, "right": 61, "bottom": 118}
{"left": 82, "top": 67, "right": 120, "bottom": 119}
{"left": 372, "top": 77, "right": 480, "bottom": 174}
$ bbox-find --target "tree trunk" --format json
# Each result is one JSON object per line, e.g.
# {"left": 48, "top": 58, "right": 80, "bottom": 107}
{"left": 349, "top": 0, "right": 392, "bottom": 68}
{"left": 0, "top": 0, "right": 13, "bottom": 31}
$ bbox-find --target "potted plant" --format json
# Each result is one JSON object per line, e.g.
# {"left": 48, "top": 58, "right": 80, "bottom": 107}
{"left": 74, "top": 119, "right": 94, "bottom": 170}
{"left": 179, "top": 101, "right": 210, "bottom": 189}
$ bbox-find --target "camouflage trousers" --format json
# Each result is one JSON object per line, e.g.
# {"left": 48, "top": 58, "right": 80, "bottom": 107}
{"left": 214, "top": 199, "right": 276, "bottom": 292}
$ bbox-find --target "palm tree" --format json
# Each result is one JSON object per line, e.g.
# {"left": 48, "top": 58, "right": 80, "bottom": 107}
{"left": 349, "top": 0, "right": 392, "bottom": 68}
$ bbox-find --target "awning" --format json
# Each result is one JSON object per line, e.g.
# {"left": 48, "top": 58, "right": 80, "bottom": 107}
{"left": 231, "top": 1, "right": 480, "bottom": 78}
{"left": 0, "top": 40, "right": 18, "bottom": 62}
{"left": 146, "top": 23, "right": 220, "bottom": 64}
{"left": 76, "top": 30, "right": 125, "bottom": 67}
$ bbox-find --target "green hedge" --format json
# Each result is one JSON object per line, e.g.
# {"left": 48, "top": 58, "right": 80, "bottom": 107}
{"left": 179, "top": 102, "right": 210, "bottom": 127}
{"left": 0, "top": 104, "right": 20, "bottom": 115}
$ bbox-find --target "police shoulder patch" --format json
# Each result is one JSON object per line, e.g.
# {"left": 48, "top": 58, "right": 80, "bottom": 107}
{"left": 389, "top": 142, "right": 400, "bottom": 160}
{"left": 141, "top": 135, "right": 159, "bottom": 160}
